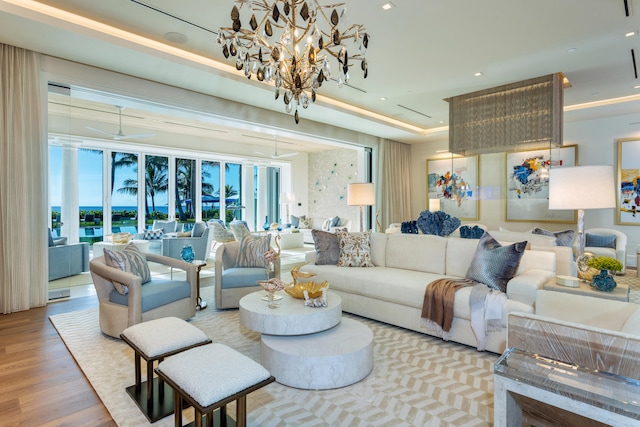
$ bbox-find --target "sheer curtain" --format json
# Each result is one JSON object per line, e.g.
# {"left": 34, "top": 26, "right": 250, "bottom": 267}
{"left": 377, "top": 138, "right": 412, "bottom": 230}
{"left": 0, "top": 44, "right": 48, "bottom": 313}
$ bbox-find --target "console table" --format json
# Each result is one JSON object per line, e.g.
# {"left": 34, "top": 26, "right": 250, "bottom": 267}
{"left": 544, "top": 277, "right": 629, "bottom": 302}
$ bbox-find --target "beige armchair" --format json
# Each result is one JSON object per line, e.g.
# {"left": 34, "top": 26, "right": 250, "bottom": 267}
{"left": 576, "top": 227, "right": 627, "bottom": 274}
{"left": 89, "top": 252, "right": 197, "bottom": 338}
{"left": 214, "top": 241, "right": 280, "bottom": 309}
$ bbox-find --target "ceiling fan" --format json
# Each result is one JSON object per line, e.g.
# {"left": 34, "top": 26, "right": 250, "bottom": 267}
{"left": 256, "top": 136, "right": 299, "bottom": 159}
{"left": 86, "top": 106, "right": 155, "bottom": 141}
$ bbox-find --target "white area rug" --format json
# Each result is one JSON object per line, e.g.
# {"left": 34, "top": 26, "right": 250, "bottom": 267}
{"left": 50, "top": 287, "right": 497, "bottom": 427}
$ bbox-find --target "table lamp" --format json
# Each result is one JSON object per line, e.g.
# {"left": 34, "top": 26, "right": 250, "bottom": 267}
{"left": 348, "top": 183, "right": 375, "bottom": 232}
{"left": 429, "top": 199, "right": 441, "bottom": 212}
{"left": 548, "top": 165, "right": 615, "bottom": 256}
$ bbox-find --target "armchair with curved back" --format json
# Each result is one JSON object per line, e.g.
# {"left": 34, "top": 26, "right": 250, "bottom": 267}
{"left": 208, "top": 220, "right": 235, "bottom": 248}
{"left": 90, "top": 252, "right": 198, "bottom": 338}
{"left": 214, "top": 240, "right": 280, "bottom": 309}
{"left": 576, "top": 227, "right": 627, "bottom": 274}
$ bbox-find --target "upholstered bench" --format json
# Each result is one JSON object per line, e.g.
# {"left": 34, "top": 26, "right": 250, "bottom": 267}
{"left": 120, "top": 317, "right": 211, "bottom": 422}
{"left": 155, "top": 343, "right": 275, "bottom": 427}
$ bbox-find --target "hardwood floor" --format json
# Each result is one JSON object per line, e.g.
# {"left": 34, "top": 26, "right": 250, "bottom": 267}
{"left": 0, "top": 296, "right": 115, "bottom": 427}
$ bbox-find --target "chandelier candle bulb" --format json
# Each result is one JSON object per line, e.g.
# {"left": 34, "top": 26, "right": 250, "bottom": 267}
{"left": 218, "top": 0, "right": 370, "bottom": 123}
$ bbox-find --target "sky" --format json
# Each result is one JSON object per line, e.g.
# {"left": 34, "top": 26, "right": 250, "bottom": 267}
{"left": 49, "top": 146, "right": 241, "bottom": 208}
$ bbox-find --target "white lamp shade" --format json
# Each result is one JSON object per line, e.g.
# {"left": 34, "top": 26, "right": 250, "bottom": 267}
{"left": 548, "top": 165, "right": 615, "bottom": 210}
{"left": 347, "top": 183, "right": 375, "bottom": 206}
{"left": 429, "top": 199, "right": 441, "bottom": 211}
{"left": 280, "top": 192, "right": 296, "bottom": 203}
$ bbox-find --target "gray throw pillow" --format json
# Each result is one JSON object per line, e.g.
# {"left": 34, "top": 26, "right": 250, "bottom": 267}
{"left": 585, "top": 233, "right": 616, "bottom": 249}
{"left": 465, "top": 232, "right": 527, "bottom": 293}
{"left": 103, "top": 244, "right": 151, "bottom": 295}
{"left": 312, "top": 229, "right": 340, "bottom": 265}
{"left": 532, "top": 227, "right": 575, "bottom": 247}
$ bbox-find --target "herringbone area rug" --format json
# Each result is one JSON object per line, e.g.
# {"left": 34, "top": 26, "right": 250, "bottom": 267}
{"left": 50, "top": 287, "right": 497, "bottom": 427}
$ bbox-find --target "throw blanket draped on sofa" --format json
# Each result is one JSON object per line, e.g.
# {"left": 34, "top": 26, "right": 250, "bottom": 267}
{"left": 421, "top": 278, "right": 507, "bottom": 350}
{"left": 421, "top": 278, "right": 478, "bottom": 333}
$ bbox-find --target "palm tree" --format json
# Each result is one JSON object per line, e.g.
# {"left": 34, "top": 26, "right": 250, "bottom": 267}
{"left": 110, "top": 152, "right": 138, "bottom": 195}
{"left": 117, "top": 156, "right": 168, "bottom": 217}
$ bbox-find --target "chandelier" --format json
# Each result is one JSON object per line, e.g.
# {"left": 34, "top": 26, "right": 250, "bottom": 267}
{"left": 217, "top": 0, "right": 369, "bottom": 123}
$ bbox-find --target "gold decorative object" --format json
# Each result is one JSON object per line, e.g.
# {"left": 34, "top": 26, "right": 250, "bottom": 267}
{"left": 112, "top": 232, "right": 132, "bottom": 244}
{"left": 284, "top": 264, "right": 328, "bottom": 299}
{"left": 576, "top": 252, "right": 599, "bottom": 282}
{"left": 217, "top": 0, "right": 369, "bottom": 123}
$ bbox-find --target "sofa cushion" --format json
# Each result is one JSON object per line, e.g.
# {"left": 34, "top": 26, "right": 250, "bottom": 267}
{"left": 369, "top": 232, "right": 388, "bottom": 267}
{"left": 585, "top": 233, "right": 616, "bottom": 249}
{"left": 532, "top": 227, "right": 575, "bottom": 247}
{"left": 103, "top": 244, "right": 152, "bottom": 294}
{"left": 48, "top": 228, "right": 54, "bottom": 247}
{"left": 54, "top": 237, "right": 68, "bottom": 246}
{"left": 144, "top": 229, "right": 164, "bottom": 240}
{"left": 487, "top": 230, "right": 556, "bottom": 246}
{"left": 108, "top": 279, "right": 191, "bottom": 311}
{"left": 177, "top": 231, "right": 192, "bottom": 237}
{"left": 445, "top": 237, "right": 480, "bottom": 277}
{"left": 191, "top": 221, "right": 206, "bottom": 237}
{"left": 312, "top": 229, "right": 340, "bottom": 265}
{"left": 337, "top": 230, "right": 374, "bottom": 267}
{"left": 236, "top": 235, "right": 271, "bottom": 268}
{"left": 221, "top": 267, "right": 269, "bottom": 289}
{"left": 465, "top": 232, "right": 526, "bottom": 292}
{"left": 386, "top": 234, "right": 447, "bottom": 274}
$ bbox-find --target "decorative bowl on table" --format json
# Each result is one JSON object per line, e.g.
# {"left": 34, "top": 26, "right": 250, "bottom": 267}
{"left": 284, "top": 281, "right": 329, "bottom": 299}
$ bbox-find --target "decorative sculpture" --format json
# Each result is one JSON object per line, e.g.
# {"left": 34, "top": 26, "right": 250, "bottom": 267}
{"left": 304, "top": 288, "right": 328, "bottom": 307}
{"left": 416, "top": 210, "right": 461, "bottom": 237}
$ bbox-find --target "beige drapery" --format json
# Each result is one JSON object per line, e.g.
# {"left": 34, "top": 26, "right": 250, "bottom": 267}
{"left": 0, "top": 44, "right": 48, "bottom": 313}
{"left": 377, "top": 138, "right": 412, "bottom": 230}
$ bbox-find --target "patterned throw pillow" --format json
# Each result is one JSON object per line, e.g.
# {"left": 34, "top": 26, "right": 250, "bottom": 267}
{"left": 312, "top": 229, "right": 341, "bottom": 265}
{"left": 532, "top": 227, "right": 575, "bottom": 247}
{"left": 153, "top": 220, "right": 176, "bottom": 234}
{"left": 298, "top": 215, "right": 313, "bottom": 229}
{"left": 103, "top": 244, "right": 151, "bottom": 295}
{"left": 236, "top": 235, "right": 271, "bottom": 268}
{"left": 465, "top": 232, "right": 526, "bottom": 293}
{"left": 336, "top": 229, "right": 374, "bottom": 267}
{"left": 585, "top": 233, "right": 616, "bottom": 249}
{"left": 144, "top": 229, "right": 163, "bottom": 240}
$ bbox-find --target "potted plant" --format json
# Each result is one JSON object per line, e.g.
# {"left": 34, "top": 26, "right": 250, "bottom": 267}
{"left": 586, "top": 256, "right": 623, "bottom": 292}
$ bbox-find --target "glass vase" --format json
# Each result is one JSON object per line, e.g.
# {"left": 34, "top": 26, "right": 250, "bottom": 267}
{"left": 591, "top": 269, "right": 617, "bottom": 292}
{"left": 263, "top": 216, "right": 270, "bottom": 231}
{"left": 266, "top": 290, "right": 279, "bottom": 309}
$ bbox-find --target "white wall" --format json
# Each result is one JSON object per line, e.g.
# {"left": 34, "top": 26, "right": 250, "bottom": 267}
{"left": 411, "top": 114, "right": 640, "bottom": 267}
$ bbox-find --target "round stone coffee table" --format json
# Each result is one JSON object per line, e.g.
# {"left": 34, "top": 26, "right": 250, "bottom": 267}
{"left": 239, "top": 291, "right": 342, "bottom": 335}
{"left": 239, "top": 291, "right": 374, "bottom": 390}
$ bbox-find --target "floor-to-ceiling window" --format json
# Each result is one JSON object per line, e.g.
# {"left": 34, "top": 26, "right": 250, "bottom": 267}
{"left": 143, "top": 155, "right": 169, "bottom": 227}
{"left": 225, "top": 162, "right": 242, "bottom": 222}
{"left": 78, "top": 148, "right": 103, "bottom": 244}
{"left": 202, "top": 160, "right": 220, "bottom": 222}
{"left": 175, "top": 157, "right": 197, "bottom": 227}
{"left": 111, "top": 151, "right": 139, "bottom": 233}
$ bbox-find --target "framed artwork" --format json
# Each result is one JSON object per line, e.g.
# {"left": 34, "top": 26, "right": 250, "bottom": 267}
{"left": 426, "top": 155, "right": 478, "bottom": 220}
{"left": 617, "top": 139, "right": 640, "bottom": 225}
{"left": 505, "top": 145, "right": 577, "bottom": 222}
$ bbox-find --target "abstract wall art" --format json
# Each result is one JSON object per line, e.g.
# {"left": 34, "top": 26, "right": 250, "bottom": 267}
{"left": 426, "top": 155, "right": 478, "bottom": 220}
{"left": 617, "top": 139, "right": 640, "bottom": 225}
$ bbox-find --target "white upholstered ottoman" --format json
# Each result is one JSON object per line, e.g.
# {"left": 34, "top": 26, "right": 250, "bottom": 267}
{"left": 120, "top": 317, "right": 211, "bottom": 422}
{"left": 155, "top": 344, "right": 275, "bottom": 427}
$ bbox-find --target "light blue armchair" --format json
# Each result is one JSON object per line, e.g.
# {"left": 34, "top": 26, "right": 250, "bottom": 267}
{"left": 162, "top": 224, "right": 214, "bottom": 262}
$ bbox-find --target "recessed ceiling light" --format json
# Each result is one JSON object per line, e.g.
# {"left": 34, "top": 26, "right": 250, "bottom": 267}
{"left": 165, "top": 32, "right": 188, "bottom": 44}
{"left": 635, "top": 85, "right": 640, "bottom": 89}
{"left": 439, "top": 120, "right": 444, "bottom": 124}
{"left": 380, "top": 97, "right": 387, "bottom": 101}
{"left": 474, "top": 72, "right": 484, "bottom": 77}
{"left": 567, "top": 47, "right": 577, "bottom": 53}
{"left": 626, "top": 30, "right": 638, "bottom": 37}
{"left": 592, "top": 92, "right": 599, "bottom": 97}
{"left": 381, "top": 2, "right": 395, "bottom": 10}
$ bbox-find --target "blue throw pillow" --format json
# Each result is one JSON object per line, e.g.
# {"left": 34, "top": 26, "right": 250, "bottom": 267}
{"left": 466, "top": 232, "right": 527, "bottom": 293}
{"left": 585, "top": 233, "right": 616, "bottom": 249}
{"left": 291, "top": 215, "right": 300, "bottom": 228}
{"left": 144, "top": 229, "right": 164, "bottom": 240}
{"left": 191, "top": 221, "right": 206, "bottom": 237}
{"left": 330, "top": 216, "right": 340, "bottom": 227}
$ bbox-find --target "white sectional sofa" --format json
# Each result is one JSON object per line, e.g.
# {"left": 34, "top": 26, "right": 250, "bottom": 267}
{"left": 303, "top": 233, "right": 557, "bottom": 353}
